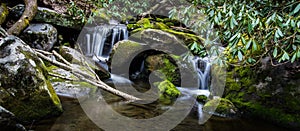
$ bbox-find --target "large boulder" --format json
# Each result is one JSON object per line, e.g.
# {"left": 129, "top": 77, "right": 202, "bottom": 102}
{"left": 21, "top": 23, "right": 57, "bottom": 51}
{"left": 47, "top": 65, "right": 97, "bottom": 99}
{"left": 0, "top": 106, "right": 26, "bottom": 131}
{"left": 225, "top": 60, "right": 300, "bottom": 129}
{"left": 0, "top": 35, "right": 62, "bottom": 122}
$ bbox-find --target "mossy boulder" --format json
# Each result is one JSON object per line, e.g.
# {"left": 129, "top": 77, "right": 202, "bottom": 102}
{"left": 0, "top": 36, "right": 62, "bottom": 122}
{"left": 203, "top": 98, "right": 238, "bottom": 118}
{"left": 224, "top": 62, "right": 300, "bottom": 129}
{"left": 140, "top": 29, "right": 189, "bottom": 55}
{"left": 154, "top": 80, "right": 180, "bottom": 104}
{"left": 145, "top": 54, "right": 180, "bottom": 86}
{"left": 110, "top": 40, "right": 145, "bottom": 75}
{"left": 197, "top": 95, "right": 208, "bottom": 103}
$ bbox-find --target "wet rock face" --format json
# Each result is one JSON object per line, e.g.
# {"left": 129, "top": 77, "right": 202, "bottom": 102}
{"left": 225, "top": 61, "right": 300, "bottom": 129}
{"left": 0, "top": 35, "right": 62, "bottom": 122}
{"left": 21, "top": 23, "right": 57, "bottom": 51}
{"left": 0, "top": 106, "right": 26, "bottom": 131}
{"left": 59, "top": 46, "right": 110, "bottom": 79}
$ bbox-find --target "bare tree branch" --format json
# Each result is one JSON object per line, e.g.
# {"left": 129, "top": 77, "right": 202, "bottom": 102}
{"left": 35, "top": 49, "right": 141, "bottom": 101}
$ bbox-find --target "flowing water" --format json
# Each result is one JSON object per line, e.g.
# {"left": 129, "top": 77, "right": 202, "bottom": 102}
{"left": 30, "top": 25, "right": 292, "bottom": 130}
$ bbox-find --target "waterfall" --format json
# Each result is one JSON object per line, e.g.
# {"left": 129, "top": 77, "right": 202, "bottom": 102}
{"left": 194, "top": 57, "right": 211, "bottom": 90}
{"left": 80, "top": 24, "right": 128, "bottom": 62}
{"left": 190, "top": 56, "right": 212, "bottom": 124}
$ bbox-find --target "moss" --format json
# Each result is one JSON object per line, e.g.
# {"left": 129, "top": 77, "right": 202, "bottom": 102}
{"left": 232, "top": 100, "right": 300, "bottom": 128}
{"left": 127, "top": 24, "right": 140, "bottom": 30}
{"left": 154, "top": 80, "right": 180, "bottom": 104}
{"left": 156, "top": 18, "right": 164, "bottom": 22}
{"left": 196, "top": 95, "right": 208, "bottom": 103}
{"left": 2, "top": 81, "right": 62, "bottom": 122}
{"left": 225, "top": 66, "right": 300, "bottom": 129}
{"left": 203, "top": 98, "right": 237, "bottom": 117}
{"left": 145, "top": 54, "right": 180, "bottom": 86}
{"left": 154, "top": 22, "right": 169, "bottom": 29}
{"left": 136, "top": 18, "right": 153, "bottom": 29}
{"left": 161, "top": 29, "right": 204, "bottom": 46}
{"left": 131, "top": 28, "right": 145, "bottom": 34}
{"left": 165, "top": 22, "right": 174, "bottom": 26}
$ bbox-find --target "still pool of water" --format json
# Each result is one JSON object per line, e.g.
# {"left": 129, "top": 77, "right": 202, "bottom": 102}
{"left": 28, "top": 93, "right": 292, "bottom": 131}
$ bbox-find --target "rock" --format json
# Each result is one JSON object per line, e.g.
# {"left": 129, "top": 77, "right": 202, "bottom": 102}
{"left": 110, "top": 40, "right": 145, "bottom": 75}
{"left": 47, "top": 65, "right": 97, "bottom": 99}
{"left": 197, "top": 95, "right": 208, "bottom": 103}
{"left": 203, "top": 98, "right": 238, "bottom": 118}
{"left": 59, "top": 46, "right": 110, "bottom": 79}
{"left": 145, "top": 54, "right": 180, "bottom": 86}
{"left": 225, "top": 64, "right": 300, "bottom": 129}
{"left": 0, "top": 35, "right": 62, "bottom": 122}
{"left": 0, "top": 106, "right": 26, "bottom": 131}
{"left": 10, "top": 4, "right": 84, "bottom": 30}
{"left": 20, "top": 23, "right": 57, "bottom": 51}
{"left": 154, "top": 80, "right": 181, "bottom": 104}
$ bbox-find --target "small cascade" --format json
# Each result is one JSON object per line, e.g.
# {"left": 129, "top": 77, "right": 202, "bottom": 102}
{"left": 80, "top": 24, "right": 128, "bottom": 62}
{"left": 194, "top": 57, "right": 211, "bottom": 90}
{"left": 192, "top": 56, "right": 212, "bottom": 124}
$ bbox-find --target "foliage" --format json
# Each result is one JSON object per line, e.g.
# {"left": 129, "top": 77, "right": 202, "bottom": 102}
{"left": 67, "top": 1, "right": 87, "bottom": 23}
{"left": 169, "top": 0, "right": 300, "bottom": 66}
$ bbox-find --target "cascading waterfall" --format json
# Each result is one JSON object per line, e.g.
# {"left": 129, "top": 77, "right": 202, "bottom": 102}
{"left": 194, "top": 57, "right": 211, "bottom": 90}
{"left": 79, "top": 24, "right": 212, "bottom": 124}
{"left": 80, "top": 24, "right": 128, "bottom": 62}
{"left": 193, "top": 56, "right": 211, "bottom": 123}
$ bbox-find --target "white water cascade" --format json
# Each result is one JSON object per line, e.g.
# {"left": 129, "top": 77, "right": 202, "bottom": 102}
{"left": 79, "top": 24, "right": 128, "bottom": 62}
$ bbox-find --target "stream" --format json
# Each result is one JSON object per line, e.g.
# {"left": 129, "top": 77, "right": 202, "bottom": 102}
{"left": 30, "top": 24, "right": 291, "bottom": 131}
{"left": 30, "top": 87, "right": 289, "bottom": 131}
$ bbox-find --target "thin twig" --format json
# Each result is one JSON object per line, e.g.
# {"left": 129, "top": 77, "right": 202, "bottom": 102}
{"left": 48, "top": 72, "right": 78, "bottom": 81}
{"left": 52, "top": 50, "right": 72, "bottom": 66}
{"left": 76, "top": 44, "right": 102, "bottom": 81}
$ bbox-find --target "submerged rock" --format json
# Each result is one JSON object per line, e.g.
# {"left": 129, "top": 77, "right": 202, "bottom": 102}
{"left": 21, "top": 23, "right": 57, "bottom": 51}
{"left": 0, "top": 35, "right": 62, "bottom": 122}
{"left": 203, "top": 98, "right": 238, "bottom": 118}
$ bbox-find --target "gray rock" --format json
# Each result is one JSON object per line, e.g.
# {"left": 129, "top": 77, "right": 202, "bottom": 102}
{"left": 0, "top": 35, "right": 62, "bottom": 122}
{"left": 48, "top": 65, "right": 97, "bottom": 99}
{"left": 59, "top": 46, "right": 110, "bottom": 79}
{"left": 21, "top": 23, "right": 57, "bottom": 51}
